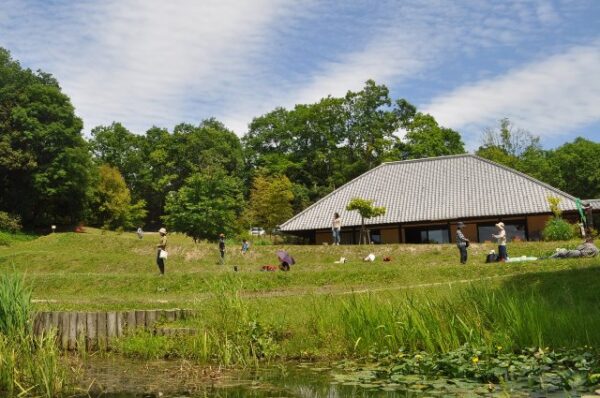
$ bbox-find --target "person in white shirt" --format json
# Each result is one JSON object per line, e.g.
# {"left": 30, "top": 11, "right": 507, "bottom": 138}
{"left": 492, "top": 222, "right": 508, "bottom": 261}
{"left": 332, "top": 212, "right": 342, "bottom": 245}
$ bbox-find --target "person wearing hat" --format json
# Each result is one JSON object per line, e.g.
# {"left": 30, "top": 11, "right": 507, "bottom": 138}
{"left": 456, "top": 222, "right": 469, "bottom": 264}
{"left": 218, "top": 233, "right": 226, "bottom": 265}
{"left": 156, "top": 227, "right": 167, "bottom": 275}
{"left": 492, "top": 222, "right": 507, "bottom": 262}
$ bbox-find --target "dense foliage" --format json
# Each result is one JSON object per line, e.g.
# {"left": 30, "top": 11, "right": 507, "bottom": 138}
{"left": 0, "top": 48, "right": 93, "bottom": 226}
{"left": 163, "top": 168, "right": 244, "bottom": 241}
{"left": 476, "top": 119, "right": 600, "bottom": 200}
{"left": 542, "top": 217, "right": 575, "bottom": 241}
{"left": 1, "top": 48, "right": 599, "bottom": 237}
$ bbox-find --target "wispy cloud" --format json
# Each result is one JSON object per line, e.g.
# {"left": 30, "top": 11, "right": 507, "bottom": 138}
{"left": 218, "top": 0, "right": 578, "bottom": 133}
{"left": 423, "top": 41, "right": 600, "bottom": 146}
{"left": 1, "top": 0, "right": 310, "bottom": 133}
{"left": 1, "top": 0, "right": 598, "bottom": 143}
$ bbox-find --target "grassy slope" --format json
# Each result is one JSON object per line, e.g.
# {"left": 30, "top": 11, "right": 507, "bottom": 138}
{"left": 0, "top": 229, "right": 597, "bottom": 310}
{"left": 2, "top": 229, "right": 600, "bottom": 360}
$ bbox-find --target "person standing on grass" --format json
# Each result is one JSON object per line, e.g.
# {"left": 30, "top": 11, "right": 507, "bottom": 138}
{"left": 332, "top": 212, "right": 342, "bottom": 245}
{"left": 137, "top": 226, "right": 144, "bottom": 239}
{"left": 456, "top": 222, "right": 469, "bottom": 264}
{"left": 241, "top": 239, "right": 249, "bottom": 254}
{"left": 156, "top": 227, "right": 167, "bottom": 275}
{"left": 218, "top": 233, "right": 226, "bottom": 264}
{"left": 492, "top": 222, "right": 508, "bottom": 262}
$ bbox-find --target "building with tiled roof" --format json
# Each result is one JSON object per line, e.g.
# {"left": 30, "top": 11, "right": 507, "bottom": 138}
{"left": 280, "top": 154, "right": 594, "bottom": 244}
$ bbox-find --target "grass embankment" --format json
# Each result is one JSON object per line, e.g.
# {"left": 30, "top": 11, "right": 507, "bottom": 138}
{"left": 1, "top": 229, "right": 599, "bottom": 367}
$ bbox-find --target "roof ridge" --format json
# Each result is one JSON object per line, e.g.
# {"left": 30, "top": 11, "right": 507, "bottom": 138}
{"left": 381, "top": 153, "right": 472, "bottom": 166}
{"left": 279, "top": 162, "right": 389, "bottom": 228}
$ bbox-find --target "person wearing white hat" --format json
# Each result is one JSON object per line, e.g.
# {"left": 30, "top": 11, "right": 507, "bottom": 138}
{"left": 156, "top": 227, "right": 168, "bottom": 275}
{"left": 492, "top": 222, "right": 507, "bottom": 262}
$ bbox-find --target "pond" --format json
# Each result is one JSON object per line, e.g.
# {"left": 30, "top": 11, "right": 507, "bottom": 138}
{"left": 76, "top": 357, "right": 599, "bottom": 398}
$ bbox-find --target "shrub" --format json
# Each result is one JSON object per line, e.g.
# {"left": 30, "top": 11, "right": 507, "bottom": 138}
{"left": 0, "top": 212, "right": 21, "bottom": 233}
{"left": 542, "top": 217, "right": 574, "bottom": 241}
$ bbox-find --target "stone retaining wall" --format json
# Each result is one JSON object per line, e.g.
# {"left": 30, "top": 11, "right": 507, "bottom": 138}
{"left": 32, "top": 309, "right": 194, "bottom": 350}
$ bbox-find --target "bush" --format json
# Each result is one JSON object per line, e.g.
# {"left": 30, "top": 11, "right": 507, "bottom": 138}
{"left": 542, "top": 217, "right": 574, "bottom": 241}
{"left": 0, "top": 212, "right": 21, "bottom": 233}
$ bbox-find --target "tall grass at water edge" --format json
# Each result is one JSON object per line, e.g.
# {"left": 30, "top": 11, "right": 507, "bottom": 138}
{"left": 321, "top": 285, "right": 600, "bottom": 356}
{"left": 114, "top": 271, "right": 600, "bottom": 366}
{"left": 115, "top": 275, "right": 278, "bottom": 367}
{"left": 0, "top": 274, "right": 70, "bottom": 397}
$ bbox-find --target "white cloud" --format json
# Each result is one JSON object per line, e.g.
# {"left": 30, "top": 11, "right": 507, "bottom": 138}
{"left": 217, "top": 0, "right": 565, "bottom": 134}
{"left": 0, "top": 0, "right": 309, "bottom": 133}
{"left": 423, "top": 42, "right": 600, "bottom": 145}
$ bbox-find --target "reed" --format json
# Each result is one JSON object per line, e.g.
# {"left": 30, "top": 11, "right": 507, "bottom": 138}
{"left": 0, "top": 274, "right": 70, "bottom": 397}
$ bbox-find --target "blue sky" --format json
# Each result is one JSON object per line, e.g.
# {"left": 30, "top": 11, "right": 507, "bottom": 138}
{"left": 1, "top": 0, "right": 599, "bottom": 150}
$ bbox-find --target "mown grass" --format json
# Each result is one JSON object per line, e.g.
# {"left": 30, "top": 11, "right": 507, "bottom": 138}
{"left": 1, "top": 229, "right": 599, "bottom": 369}
{"left": 1, "top": 228, "right": 595, "bottom": 310}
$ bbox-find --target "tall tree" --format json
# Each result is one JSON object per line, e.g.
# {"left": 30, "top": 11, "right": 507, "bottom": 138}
{"left": 89, "top": 122, "right": 145, "bottom": 200}
{"left": 0, "top": 48, "right": 93, "bottom": 226}
{"left": 90, "top": 165, "right": 147, "bottom": 229}
{"left": 244, "top": 174, "right": 294, "bottom": 235}
{"left": 163, "top": 168, "right": 244, "bottom": 242}
{"left": 549, "top": 138, "right": 600, "bottom": 199}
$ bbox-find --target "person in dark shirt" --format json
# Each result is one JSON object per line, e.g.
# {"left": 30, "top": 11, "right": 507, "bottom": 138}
{"left": 455, "top": 222, "right": 469, "bottom": 264}
{"left": 218, "top": 233, "right": 226, "bottom": 264}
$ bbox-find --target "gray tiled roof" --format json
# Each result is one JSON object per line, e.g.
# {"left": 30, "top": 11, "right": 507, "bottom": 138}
{"left": 586, "top": 199, "right": 600, "bottom": 210}
{"left": 280, "top": 154, "right": 579, "bottom": 232}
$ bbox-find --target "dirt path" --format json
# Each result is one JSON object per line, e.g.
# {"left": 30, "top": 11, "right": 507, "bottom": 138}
{"left": 31, "top": 272, "right": 521, "bottom": 306}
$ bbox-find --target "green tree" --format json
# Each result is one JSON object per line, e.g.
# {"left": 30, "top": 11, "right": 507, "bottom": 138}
{"left": 346, "top": 198, "right": 386, "bottom": 244}
{"left": 548, "top": 138, "right": 600, "bottom": 199}
{"left": 0, "top": 48, "right": 93, "bottom": 226}
{"left": 245, "top": 174, "right": 294, "bottom": 235}
{"left": 89, "top": 122, "right": 145, "bottom": 200}
{"left": 163, "top": 168, "right": 244, "bottom": 242}
{"left": 476, "top": 118, "right": 541, "bottom": 169}
{"left": 90, "top": 165, "right": 147, "bottom": 229}
{"left": 402, "top": 113, "right": 465, "bottom": 158}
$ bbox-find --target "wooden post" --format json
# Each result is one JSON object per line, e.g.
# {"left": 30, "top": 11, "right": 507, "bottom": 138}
{"left": 126, "top": 311, "right": 136, "bottom": 334}
{"left": 135, "top": 311, "right": 146, "bottom": 330}
{"left": 97, "top": 312, "right": 107, "bottom": 350}
{"left": 86, "top": 312, "right": 97, "bottom": 351}
{"left": 76, "top": 312, "right": 86, "bottom": 350}
{"left": 59, "top": 312, "right": 69, "bottom": 350}
{"left": 116, "top": 312, "right": 124, "bottom": 337}
{"left": 164, "top": 309, "right": 176, "bottom": 322}
{"left": 145, "top": 310, "right": 157, "bottom": 329}
{"left": 106, "top": 312, "right": 117, "bottom": 348}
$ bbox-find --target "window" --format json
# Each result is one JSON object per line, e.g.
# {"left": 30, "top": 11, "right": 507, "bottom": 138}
{"left": 404, "top": 226, "right": 449, "bottom": 244}
{"left": 477, "top": 221, "right": 527, "bottom": 243}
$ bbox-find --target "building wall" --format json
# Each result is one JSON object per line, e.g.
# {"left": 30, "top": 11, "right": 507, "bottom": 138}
{"left": 380, "top": 228, "right": 400, "bottom": 244}
{"left": 315, "top": 230, "right": 331, "bottom": 245}
{"left": 449, "top": 222, "right": 477, "bottom": 243}
{"left": 527, "top": 215, "right": 551, "bottom": 241}
{"left": 308, "top": 212, "right": 558, "bottom": 244}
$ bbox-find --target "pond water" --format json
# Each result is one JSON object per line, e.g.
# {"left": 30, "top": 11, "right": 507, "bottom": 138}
{"left": 76, "top": 357, "right": 596, "bottom": 398}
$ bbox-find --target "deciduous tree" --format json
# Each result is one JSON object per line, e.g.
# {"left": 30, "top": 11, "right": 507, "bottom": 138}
{"left": 346, "top": 198, "right": 386, "bottom": 244}
{"left": 163, "top": 168, "right": 244, "bottom": 242}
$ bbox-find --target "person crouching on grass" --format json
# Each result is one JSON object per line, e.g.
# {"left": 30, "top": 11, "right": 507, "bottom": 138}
{"left": 156, "top": 227, "right": 167, "bottom": 275}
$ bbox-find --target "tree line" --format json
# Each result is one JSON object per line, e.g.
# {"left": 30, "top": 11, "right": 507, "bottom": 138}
{"left": 1, "top": 48, "right": 599, "bottom": 240}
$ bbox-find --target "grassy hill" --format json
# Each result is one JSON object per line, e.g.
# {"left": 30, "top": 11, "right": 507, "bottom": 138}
{"left": 1, "top": 229, "right": 599, "bottom": 361}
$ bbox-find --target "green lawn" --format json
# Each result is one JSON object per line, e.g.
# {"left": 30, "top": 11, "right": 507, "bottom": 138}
{"left": 1, "top": 229, "right": 596, "bottom": 311}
